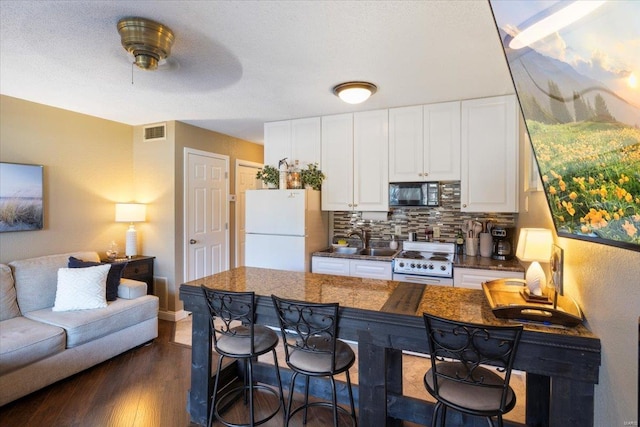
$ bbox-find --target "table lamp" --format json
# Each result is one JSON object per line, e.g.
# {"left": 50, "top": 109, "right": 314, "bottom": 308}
{"left": 115, "top": 203, "right": 146, "bottom": 258}
{"left": 516, "top": 228, "right": 553, "bottom": 296}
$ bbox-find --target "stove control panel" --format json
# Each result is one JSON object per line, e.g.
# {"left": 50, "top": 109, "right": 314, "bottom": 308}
{"left": 393, "top": 259, "right": 453, "bottom": 277}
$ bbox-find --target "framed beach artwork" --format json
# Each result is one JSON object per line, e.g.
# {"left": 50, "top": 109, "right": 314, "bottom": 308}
{"left": 0, "top": 162, "right": 44, "bottom": 232}
{"left": 490, "top": 1, "right": 640, "bottom": 251}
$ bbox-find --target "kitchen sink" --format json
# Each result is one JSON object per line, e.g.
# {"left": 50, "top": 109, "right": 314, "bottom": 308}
{"left": 358, "top": 248, "right": 398, "bottom": 257}
{"left": 332, "top": 246, "right": 359, "bottom": 254}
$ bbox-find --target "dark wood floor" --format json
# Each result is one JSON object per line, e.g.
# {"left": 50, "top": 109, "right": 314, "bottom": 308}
{"left": 1, "top": 320, "right": 410, "bottom": 427}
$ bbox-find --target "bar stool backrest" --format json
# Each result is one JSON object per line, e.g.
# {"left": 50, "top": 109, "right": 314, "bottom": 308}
{"left": 271, "top": 296, "right": 340, "bottom": 375}
{"left": 201, "top": 287, "right": 257, "bottom": 356}
{"left": 423, "top": 313, "right": 523, "bottom": 413}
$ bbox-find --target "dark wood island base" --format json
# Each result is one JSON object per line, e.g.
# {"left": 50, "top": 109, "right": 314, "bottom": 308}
{"left": 180, "top": 267, "right": 600, "bottom": 427}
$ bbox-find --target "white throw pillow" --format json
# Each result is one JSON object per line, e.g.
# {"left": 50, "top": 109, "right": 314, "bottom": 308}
{"left": 53, "top": 264, "right": 110, "bottom": 311}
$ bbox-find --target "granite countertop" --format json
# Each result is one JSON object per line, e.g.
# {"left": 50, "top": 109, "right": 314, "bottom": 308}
{"left": 454, "top": 255, "right": 525, "bottom": 273}
{"left": 183, "top": 267, "right": 595, "bottom": 338}
{"left": 312, "top": 245, "right": 525, "bottom": 273}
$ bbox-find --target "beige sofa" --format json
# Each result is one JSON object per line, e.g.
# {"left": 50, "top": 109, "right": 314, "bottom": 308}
{"left": 0, "top": 251, "right": 159, "bottom": 406}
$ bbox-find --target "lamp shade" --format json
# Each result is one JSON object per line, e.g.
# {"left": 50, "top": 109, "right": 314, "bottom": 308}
{"left": 115, "top": 203, "right": 146, "bottom": 223}
{"left": 516, "top": 228, "right": 553, "bottom": 262}
{"left": 516, "top": 228, "right": 553, "bottom": 296}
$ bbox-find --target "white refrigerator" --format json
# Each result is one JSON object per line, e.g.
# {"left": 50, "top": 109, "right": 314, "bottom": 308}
{"left": 245, "top": 189, "right": 328, "bottom": 272}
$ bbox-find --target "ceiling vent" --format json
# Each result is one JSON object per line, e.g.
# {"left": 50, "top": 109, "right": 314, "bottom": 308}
{"left": 143, "top": 123, "right": 166, "bottom": 141}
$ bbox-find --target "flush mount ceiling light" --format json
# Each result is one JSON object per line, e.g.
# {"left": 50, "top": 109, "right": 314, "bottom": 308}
{"left": 333, "top": 81, "right": 378, "bottom": 104}
{"left": 117, "top": 17, "right": 175, "bottom": 71}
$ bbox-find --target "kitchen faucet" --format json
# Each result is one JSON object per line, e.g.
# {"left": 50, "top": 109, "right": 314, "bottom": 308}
{"left": 348, "top": 227, "right": 370, "bottom": 249}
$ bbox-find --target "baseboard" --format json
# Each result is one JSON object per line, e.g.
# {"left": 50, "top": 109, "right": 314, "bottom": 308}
{"left": 158, "top": 309, "right": 189, "bottom": 322}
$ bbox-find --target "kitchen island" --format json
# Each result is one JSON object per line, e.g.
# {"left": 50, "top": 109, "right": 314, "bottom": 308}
{"left": 180, "top": 267, "right": 600, "bottom": 427}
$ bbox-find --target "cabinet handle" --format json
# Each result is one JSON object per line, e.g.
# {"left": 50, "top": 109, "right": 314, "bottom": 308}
{"left": 189, "top": 239, "right": 197, "bottom": 244}
{"left": 418, "top": 173, "right": 423, "bottom": 177}
{"left": 348, "top": 203, "right": 353, "bottom": 207}
{"left": 424, "top": 172, "right": 428, "bottom": 176}
{"left": 462, "top": 204, "right": 467, "bottom": 208}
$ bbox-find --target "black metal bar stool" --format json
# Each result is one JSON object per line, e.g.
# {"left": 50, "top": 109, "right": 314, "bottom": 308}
{"left": 201, "top": 286, "right": 284, "bottom": 427}
{"left": 422, "top": 312, "right": 523, "bottom": 427}
{"left": 271, "top": 295, "right": 357, "bottom": 427}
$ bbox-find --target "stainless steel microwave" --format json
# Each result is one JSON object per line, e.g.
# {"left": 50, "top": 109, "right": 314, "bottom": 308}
{"left": 389, "top": 182, "right": 440, "bottom": 207}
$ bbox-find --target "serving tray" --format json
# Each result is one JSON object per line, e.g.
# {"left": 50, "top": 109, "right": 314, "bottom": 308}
{"left": 482, "top": 278, "right": 583, "bottom": 327}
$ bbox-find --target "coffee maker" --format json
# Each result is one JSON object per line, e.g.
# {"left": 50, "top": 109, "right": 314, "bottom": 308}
{"left": 491, "top": 227, "right": 515, "bottom": 260}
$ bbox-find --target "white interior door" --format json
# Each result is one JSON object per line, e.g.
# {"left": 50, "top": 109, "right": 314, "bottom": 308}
{"left": 185, "top": 148, "right": 229, "bottom": 281}
{"left": 235, "top": 161, "right": 262, "bottom": 267}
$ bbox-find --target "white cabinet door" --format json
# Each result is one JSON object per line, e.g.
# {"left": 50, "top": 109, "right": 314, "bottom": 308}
{"left": 349, "top": 259, "right": 392, "bottom": 280}
{"left": 312, "top": 257, "right": 392, "bottom": 280}
{"left": 353, "top": 109, "right": 389, "bottom": 211}
{"left": 453, "top": 267, "right": 524, "bottom": 290}
{"left": 389, "top": 102, "right": 460, "bottom": 182}
{"left": 264, "top": 120, "right": 291, "bottom": 167}
{"left": 321, "top": 113, "right": 354, "bottom": 210}
{"left": 424, "top": 101, "right": 461, "bottom": 181}
{"left": 461, "top": 95, "right": 518, "bottom": 212}
{"left": 291, "top": 117, "right": 321, "bottom": 168}
{"left": 265, "top": 118, "right": 321, "bottom": 169}
{"left": 312, "top": 256, "right": 350, "bottom": 276}
{"left": 389, "top": 105, "right": 423, "bottom": 182}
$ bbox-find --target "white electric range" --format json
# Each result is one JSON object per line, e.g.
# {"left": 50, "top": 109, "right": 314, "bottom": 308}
{"left": 392, "top": 241, "right": 455, "bottom": 286}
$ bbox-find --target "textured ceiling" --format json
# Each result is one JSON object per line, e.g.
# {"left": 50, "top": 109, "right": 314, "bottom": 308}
{"left": 0, "top": 1, "right": 514, "bottom": 144}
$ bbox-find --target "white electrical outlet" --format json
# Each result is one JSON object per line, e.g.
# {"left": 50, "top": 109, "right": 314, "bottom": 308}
{"left": 394, "top": 225, "right": 402, "bottom": 235}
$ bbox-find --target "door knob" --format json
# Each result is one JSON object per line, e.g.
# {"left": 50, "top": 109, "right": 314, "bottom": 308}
{"left": 189, "top": 239, "right": 197, "bottom": 244}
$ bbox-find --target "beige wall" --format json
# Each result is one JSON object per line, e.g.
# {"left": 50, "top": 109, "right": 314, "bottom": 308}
{"left": 0, "top": 97, "right": 263, "bottom": 319}
{"left": 517, "top": 120, "right": 640, "bottom": 427}
{"left": 132, "top": 120, "right": 263, "bottom": 314}
{"left": 0, "top": 95, "right": 135, "bottom": 263}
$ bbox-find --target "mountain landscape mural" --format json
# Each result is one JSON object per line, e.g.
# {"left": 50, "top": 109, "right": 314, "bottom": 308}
{"left": 491, "top": 0, "right": 640, "bottom": 251}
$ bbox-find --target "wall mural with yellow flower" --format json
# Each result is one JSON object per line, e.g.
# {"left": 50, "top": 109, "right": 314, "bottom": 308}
{"left": 490, "top": 0, "right": 640, "bottom": 251}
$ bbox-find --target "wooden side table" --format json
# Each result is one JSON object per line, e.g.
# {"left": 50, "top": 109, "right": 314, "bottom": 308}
{"left": 102, "top": 255, "right": 155, "bottom": 295}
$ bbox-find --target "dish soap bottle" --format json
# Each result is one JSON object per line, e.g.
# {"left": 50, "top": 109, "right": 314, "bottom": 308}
{"left": 389, "top": 235, "right": 398, "bottom": 250}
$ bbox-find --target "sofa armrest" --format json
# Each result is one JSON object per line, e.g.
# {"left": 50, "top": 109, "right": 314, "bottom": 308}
{"left": 118, "top": 278, "right": 147, "bottom": 299}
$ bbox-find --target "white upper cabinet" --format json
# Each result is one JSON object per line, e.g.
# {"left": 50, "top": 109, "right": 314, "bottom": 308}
{"left": 321, "top": 110, "right": 389, "bottom": 211}
{"left": 264, "top": 120, "right": 290, "bottom": 167}
{"left": 389, "top": 101, "right": 460, "bottom": 182}
{"left": 321, "top": 113, "right": 354, "bottom": 211}
{"left": 460, "top": 95, "right": 519, "bottom": 212}
{"left": 389, "top": 106, "right": 423, "bottom": 181}
{"left": 424, "top": 101, "right": 461, "bottom": 181}
{"left": 353, "top": 109, "right": 389, "bottom": 211}
{"left": 264, "top": 117, "right": 321, "bottom": 168}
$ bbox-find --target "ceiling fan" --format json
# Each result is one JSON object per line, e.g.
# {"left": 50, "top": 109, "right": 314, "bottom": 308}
{"left": 117, "top": 17, "right": 176, "bottom": 71}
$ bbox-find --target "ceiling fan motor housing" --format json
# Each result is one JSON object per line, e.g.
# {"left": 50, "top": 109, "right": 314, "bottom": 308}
{"left": 117, "top": 17, "right": 175, "bottom": 70}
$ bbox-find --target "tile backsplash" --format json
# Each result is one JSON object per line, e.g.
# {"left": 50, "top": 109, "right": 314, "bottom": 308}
{"left": 332, "top": 182, "right": 517, "bottom": 243}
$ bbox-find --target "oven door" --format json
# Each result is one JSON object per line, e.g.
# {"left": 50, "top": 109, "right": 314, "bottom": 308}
{"left": 392, "top": 272, "right": 453, "bottom": 286}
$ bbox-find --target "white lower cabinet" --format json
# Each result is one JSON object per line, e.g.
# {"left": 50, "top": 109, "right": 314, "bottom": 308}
{"left": 311, "top": 257, "right": 350, "bottom": 276}
{"left": 312, "top": 257, "right": 392, "bottom": 280}
{"left": 453, "top": 267, "right": 524, "bottom": 290}
{"left": 349, "top": 259, "right": 393, "bottom": 280}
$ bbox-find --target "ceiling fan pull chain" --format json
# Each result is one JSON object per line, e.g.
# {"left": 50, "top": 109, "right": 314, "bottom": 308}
{"left": 131, "top": 62, "right": 134, "bottom": 85}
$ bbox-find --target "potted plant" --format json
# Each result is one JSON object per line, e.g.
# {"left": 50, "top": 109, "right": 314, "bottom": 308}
{"left": 256, "top": 165, "right": 280, "bottom": 188}
{"left": 301, "top": 163, "right": 326, "bottom": 190}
